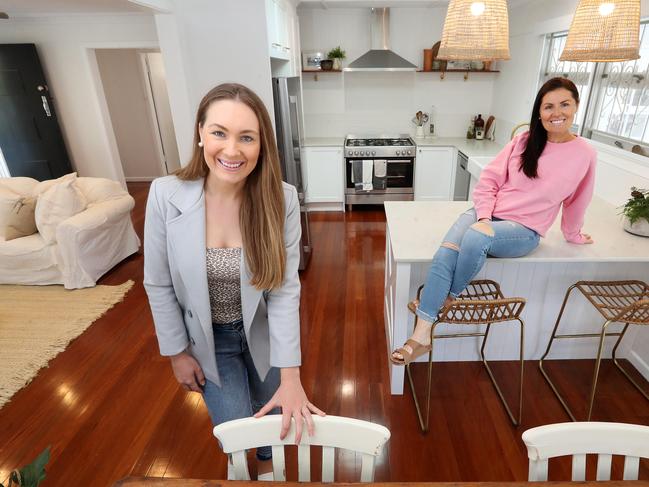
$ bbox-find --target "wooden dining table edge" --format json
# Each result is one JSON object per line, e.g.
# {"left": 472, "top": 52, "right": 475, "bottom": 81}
{"left": 113, "top": 478, "right": 649, "bottom": 487}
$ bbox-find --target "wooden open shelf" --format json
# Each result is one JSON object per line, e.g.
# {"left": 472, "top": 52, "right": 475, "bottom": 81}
{"left": 302, "top": 70, "right": 342, "bottom": 73}
{"left": 417, "top": 69, "right": 500, "bottom": 73}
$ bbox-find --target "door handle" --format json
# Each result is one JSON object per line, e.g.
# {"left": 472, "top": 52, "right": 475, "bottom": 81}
{"left": 41, "top": 96, "right": 52, "bottom": 117}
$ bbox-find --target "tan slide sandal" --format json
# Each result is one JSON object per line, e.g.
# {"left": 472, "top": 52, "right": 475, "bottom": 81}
{"left": 390, "top": 338, "right": 432, "bottom": 366}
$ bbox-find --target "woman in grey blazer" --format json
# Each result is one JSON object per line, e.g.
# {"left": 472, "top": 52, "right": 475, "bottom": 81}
{"left": 144, "top": 83, "right": 323, "bottom": 478}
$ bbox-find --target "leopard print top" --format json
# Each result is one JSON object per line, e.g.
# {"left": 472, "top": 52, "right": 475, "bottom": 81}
{"left": 206, "top": 247, "right": 243, "bottom": 324}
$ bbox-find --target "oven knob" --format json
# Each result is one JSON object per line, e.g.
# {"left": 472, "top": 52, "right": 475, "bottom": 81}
{"left": 347, "top": 150, "right": 352, "bottom": 156}
{"left": 407, "top": 150, "right": 412, "bottom": 155}
{"left": 396, "top": 150, "right": 401, "bottom": 156}
{"left": 360, "top": 151, "right": 365, "bottom": 156}
{"left": 372, "top": 151, "right": 376, "bottom": 156}
{"left": 354, "top": 151, "right": 359, "bottom": 156}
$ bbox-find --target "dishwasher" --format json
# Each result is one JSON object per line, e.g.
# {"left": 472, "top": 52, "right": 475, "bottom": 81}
{"left": 453, "top": 150, "right": 471, "bottom": 201}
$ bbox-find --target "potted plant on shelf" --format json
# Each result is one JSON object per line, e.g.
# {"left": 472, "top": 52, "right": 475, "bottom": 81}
{"left": 327, "top": 46, "right": 346, "bottom": 71}
{"left": 621, "top": 187, "right": 649, "bottom": 237}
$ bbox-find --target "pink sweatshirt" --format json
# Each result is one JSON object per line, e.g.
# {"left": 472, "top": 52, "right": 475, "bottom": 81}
{"left": 472, "top": 132, "right": 597, "bottom": 244}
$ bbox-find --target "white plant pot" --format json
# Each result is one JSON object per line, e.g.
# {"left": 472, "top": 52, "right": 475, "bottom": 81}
{"left": 623, "top": 216, "right": 649, "bottom": 237}
{"left": 332, "top": 58, "right": 342, "bottom": 70}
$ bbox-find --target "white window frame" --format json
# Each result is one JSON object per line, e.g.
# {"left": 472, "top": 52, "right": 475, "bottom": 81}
{"left": 541, "top": 23, "right": 649, "bottom": 167}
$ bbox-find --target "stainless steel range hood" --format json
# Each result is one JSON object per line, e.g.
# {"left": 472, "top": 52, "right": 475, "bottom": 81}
{"left": 344, "top": 8, "right": 417, "bottom": 72}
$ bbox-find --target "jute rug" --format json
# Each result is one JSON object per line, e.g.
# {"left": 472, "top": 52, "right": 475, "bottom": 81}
{"left": 0, "top": 280, "right": 134, "bottom": 408}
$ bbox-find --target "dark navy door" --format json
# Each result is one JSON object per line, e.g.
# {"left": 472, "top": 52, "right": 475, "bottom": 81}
{"left": 0, "top": 44, "right": 73, "bottom": 180}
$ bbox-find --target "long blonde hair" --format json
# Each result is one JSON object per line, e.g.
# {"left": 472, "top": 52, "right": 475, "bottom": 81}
{"left": 176, "top": 83, "right": 286, "bottom": 290}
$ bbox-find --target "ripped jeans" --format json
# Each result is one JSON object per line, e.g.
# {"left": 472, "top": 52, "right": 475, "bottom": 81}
{"left": 416, "top": 208, "right": 540, "bottom": 323}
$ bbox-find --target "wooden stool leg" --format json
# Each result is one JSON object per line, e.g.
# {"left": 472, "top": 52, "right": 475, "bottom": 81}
{"left": 611, "top": 323, "right": 649, "bottom": 402}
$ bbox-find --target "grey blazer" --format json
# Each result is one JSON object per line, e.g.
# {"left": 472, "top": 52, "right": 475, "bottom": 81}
{"left": 143, "top": 176, "right": 302, "bottom": 386}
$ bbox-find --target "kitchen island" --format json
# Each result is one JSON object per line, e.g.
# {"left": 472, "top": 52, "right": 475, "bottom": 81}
{"left": 384, "top": 198, "right": 649, "bottom": 394}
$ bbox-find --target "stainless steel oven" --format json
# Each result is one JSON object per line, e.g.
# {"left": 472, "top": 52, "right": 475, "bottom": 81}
{"left": 344, "top": 135, "right": 415, "bottom": 206}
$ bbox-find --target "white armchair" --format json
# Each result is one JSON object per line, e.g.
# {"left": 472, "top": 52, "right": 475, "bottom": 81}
{"left": 0, "top": 175, "right": 140, "bottom": 289}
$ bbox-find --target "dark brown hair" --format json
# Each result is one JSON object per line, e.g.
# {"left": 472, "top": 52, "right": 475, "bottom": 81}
{"left": 176, "top": 83, "right": 286, "bottom": 290}
{"left": 520, "top": 77, "right": 580, "bottom": 178}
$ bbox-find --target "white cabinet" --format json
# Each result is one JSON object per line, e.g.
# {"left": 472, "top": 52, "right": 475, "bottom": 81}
{"left": 468, "top": 175, "right": 478, "bottom": 202}
{"left": 414, "top": 147, "right": 454, "bottom": 201}
{"left": 303, "top": 147, "right": 344, "bottom": 204}
{"left": 266, "top": 0, "right": 292, "bottom": 61}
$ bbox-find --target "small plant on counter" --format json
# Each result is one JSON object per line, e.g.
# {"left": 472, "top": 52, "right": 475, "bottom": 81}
{"left": 327, "top": 46, "right": 346, "bottom": 60}
{"left": 0, "top": 447, "right": 50, "bottom": 487}
{"left": 621, "top": 187, "right": 649, "bottom": 224}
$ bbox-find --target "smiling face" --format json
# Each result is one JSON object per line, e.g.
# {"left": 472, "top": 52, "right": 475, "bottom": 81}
{"left": 539, "top": 87, "right": 578, "bottom": 139}
{"left": 199, "top": 98, "right": 261, "bottom": 190}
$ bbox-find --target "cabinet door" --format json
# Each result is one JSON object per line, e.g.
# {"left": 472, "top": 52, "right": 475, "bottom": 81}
{"left": 267, "top": 0, "right": 290, "bottom": 60}
{"left": 304, "top": 147, "right": 344, "bottom": 203}
{"left": 414, "top": 147, "right": 454, "bottom": 201}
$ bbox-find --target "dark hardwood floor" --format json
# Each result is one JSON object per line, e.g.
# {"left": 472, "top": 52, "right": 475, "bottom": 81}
{"left": 0, "top": 182, "right": 647, "bottom": 486}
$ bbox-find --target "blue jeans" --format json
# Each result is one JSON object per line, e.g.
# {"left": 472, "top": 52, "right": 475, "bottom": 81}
{"left": 202, "top": 320, "right": 280, "bottom": 461}
{"left": 416, "top": 208, "right": 540, "bottom": 322}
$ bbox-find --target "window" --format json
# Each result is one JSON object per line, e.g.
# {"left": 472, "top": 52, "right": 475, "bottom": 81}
{"left": 541, "top": 22, "right": 649, "bottom": 153}
{"left": 541, "top": 32, "right": 594, "bottom": 130}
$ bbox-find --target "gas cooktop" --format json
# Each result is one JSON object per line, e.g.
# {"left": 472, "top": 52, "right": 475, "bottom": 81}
{"left": 344, "top": 135, "right": 415, "bottom": 157}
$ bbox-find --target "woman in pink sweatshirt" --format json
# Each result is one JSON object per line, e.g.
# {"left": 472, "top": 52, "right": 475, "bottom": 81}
{"left": 391, "top": 77, "right": 597, "bottom": 365}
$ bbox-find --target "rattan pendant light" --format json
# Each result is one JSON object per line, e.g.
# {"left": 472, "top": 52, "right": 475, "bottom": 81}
{"left": 437, "top": 0, "right": 511, "bottom": 61}
{"left": 560, "top": 0, "right": 640, "bottom": 62}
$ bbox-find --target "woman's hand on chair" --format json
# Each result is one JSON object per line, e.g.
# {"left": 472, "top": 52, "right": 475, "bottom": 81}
{"left": 170, "top": 351, "right": 206, "bottom": 392}
{"left": 254, "top": 366, "right": 325, "bottom": 443}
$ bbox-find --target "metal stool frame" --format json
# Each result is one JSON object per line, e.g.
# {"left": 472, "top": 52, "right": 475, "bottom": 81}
{"left": 539, "top": 280, "right": 649, "bottom": 421}
{"left": 405, "top": 280, "right": 526, "bottom": 432}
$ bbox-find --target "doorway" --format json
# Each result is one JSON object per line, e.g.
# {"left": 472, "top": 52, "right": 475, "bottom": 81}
{"left": 94, "top": 48, "right": 179, "bottom": 182}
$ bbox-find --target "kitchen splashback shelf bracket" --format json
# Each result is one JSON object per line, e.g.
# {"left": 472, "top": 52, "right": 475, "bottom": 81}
{"left": 417, "top": 69, "right": 500, "bottom": 81}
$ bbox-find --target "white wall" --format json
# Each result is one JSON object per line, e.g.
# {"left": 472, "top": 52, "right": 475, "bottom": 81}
{"left": 154, "top": 0, "right": 274, "bottom": 163}
{"left": 298, "top": 7, "right": 498, "bottom": 138}
{"left": 0, "top": 14, "right": 159, "bottom": 183}
{"left": 95, "top": 49, "right": 164, "bottom": 181}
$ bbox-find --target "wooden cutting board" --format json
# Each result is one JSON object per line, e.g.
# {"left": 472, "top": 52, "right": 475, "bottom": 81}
{"left": 485, "top": 115, "right": 495, "bottom": 137}
{"left": 431, "top": 41, "right": 441, "bottom": 60}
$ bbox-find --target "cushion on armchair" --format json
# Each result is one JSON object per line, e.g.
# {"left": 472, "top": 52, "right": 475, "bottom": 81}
{"left": 34, "top": 173, "right": 87, "bottom": 243}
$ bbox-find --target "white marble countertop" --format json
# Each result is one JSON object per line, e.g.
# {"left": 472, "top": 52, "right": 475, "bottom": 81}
{"left": 385, "top": 198, "right": 649, "bottom": 263}
{"left": 413, "top": 136, "right": 504, "bottom": 158}
{"left": 302, "top": 137, "right": 344, "bottom": 147}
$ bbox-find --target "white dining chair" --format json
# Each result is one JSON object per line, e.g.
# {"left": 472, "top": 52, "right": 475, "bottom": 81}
{"left": 213, "top": 415, "right": 390, "bottom": 482}
{"left": 522, "top": 421, "right": 649, "bottom": 481}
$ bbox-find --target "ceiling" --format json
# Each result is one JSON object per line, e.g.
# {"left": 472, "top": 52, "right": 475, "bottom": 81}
{"left": 0, "top": 0, "right": 533, "bottom": 17}
{"left": 0, "top": 0, "right": 151, "bottom": 17}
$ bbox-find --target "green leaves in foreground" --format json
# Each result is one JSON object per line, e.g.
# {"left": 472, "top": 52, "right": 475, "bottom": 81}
{"left": 1, "top": 446, "right": 50, "bottom": 487}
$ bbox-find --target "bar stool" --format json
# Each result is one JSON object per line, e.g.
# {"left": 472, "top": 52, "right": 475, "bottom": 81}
{"left": 539, "top": 280, "right": 649, "bottom": 421}
{"left": 406, "top": 279, "right": 526, "bottom": 432}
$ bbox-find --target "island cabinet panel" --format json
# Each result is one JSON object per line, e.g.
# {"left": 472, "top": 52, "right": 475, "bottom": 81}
{"left": 414, "top": 147, "right": 455, "bottom": 201}
{"left": 303, "top": 146, "right": 344, "bottom": 203}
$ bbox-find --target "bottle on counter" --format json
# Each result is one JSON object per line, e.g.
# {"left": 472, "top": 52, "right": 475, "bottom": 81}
{"left": 475, "top": 114, "right": 485, "bottom": 140}
{"left": 466, "top": 117, "right": 475, "bottom": 139}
